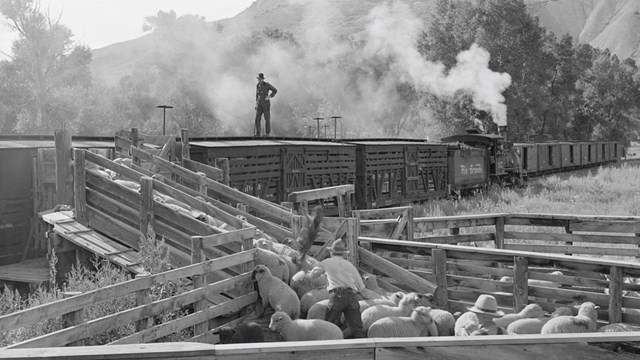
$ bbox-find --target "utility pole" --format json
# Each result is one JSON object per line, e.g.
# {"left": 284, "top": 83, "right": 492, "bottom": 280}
{"left": 322, "top": 124, "right": 330, "bottom": 139}
{"left": 313, "top": 117, "right": 324, "bottom": 139}
{"left": 330, "top": 116, "right": 342, "bottom": 140}
{"left": 157, "top": 105, "right": 174, "bottom": 135}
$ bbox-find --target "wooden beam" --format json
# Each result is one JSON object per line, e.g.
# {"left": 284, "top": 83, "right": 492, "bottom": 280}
{"left": 287, "top": 184, "right": 355, "bottom": 203}
{"left": 55, "top": 129, "right": 73, "bottom": 206}
{"left": 513, "top": 256, "right": 528, "bottom": 312}
{"left": 73, "top": 149, "right": 88, "bottom": 226}
{"left": 432, "top": 249, "right": 448, "bottom": 309}
{"left": 358, "top": 247, "right": 436, "bottom": 293}
{"left": 608, "top": 266, "right": 623, "bottom": 324}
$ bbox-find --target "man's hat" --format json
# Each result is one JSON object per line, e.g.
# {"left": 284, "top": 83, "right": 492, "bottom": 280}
{"left": 257, "top": 73, "right": 265, "bottom": 80}
{"left": 329, "top": 239, "right": 349, "bottom": 255}
{"left": 468, "top": 294, "right": 504, "bottom": 317}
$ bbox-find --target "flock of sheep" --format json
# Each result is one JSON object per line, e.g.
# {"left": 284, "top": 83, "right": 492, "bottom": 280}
{"left": 219, "top": 231, "right": 636, "bottom": 344}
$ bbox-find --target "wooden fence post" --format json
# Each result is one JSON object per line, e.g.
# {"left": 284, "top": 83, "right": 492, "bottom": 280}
{"left": 191, "top": 236, "right": 207, "bottom": 336}
{"left": 406, "top": 207, "right": 414, "bottom": 241}
{"left": 215, "top": 158, "right": 230, "bottom": 186}
{"left": 139, "top": 177, "right": 155, "bottom": 240}
{"left": 432, "top": 249, "right": 448, "bottom": 311}
{"left": 55, "top": 129, "right": 73, "bottom": 206}
{"left": 61, "top": 291, "right": 84, "bottom": 346}
{"left": 495, "top": 216, "right": 505, "bottom": 249}
{"left": 608, "top": 266, "right": 623, "bottom": 324}
{"left": 197, "top": 172, "right": 207, "bottom": 194}
{"left": 513, "top": 256, "right": 529, "bottom": 312}
{"left": 73, "top": 149, "right": 88, "bottom": 226}
{"left": 181, "top": 129, "right": 190, "bottom": 166}
{"left": 135, "top": 274, "right": 153, "bottom": 332}
{"left": 241, "top": 229, "right": 255, "bottom": 295}
{"left": 346, "top": 218, "right": 358, "bottom": 266}
{"left": 131, "top": 128, "right": 140, "bottom": 167}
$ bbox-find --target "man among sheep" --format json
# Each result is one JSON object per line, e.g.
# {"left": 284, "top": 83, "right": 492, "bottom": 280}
{"left": 466, "top": 294, "right": 507, "bottom": 335}
{"left": 309, "top": 238, "right": 366, "bottom": 338}
{"left": 254, "top": 73, "right": 277, "bottom": 137}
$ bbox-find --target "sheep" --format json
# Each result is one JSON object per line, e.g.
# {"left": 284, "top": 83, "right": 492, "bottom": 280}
{"left": 598, "top": 323, "right": 640, "bottom": 332}
{"left": 218, "top": 322, "right": 264, "bottom": 344}
{"left": 429, "top": 309, "right": 456, "bottom": 336}
{"left": 255, "top": 238, "right": 300, "bottom": 259}
{"left": 255, "top": 248, "right": 290, "bottom": 284}
{"left": 361, "top": 292, "right": 435, "bottom": 331}
{"left": 541, "top": 302, "right": 599, "bottom": 334}
{"left": 269, "top": 311, "right": 343, "bottom": 341}
{"left": 289, "top": 270, "right": 327, "bottom": 298}
{"left": 252, "top": 265, "right": 300, "bottom": 319}
{"left": 367, "top": 306, "right": 438, "bottom": 338}
{"left": 506, "top": 307, "right": 574, "bottom": 335}
{"left": 300, "top": 288, "right": 329, "bottom": 316}
{"left": 493, "top": 303, "right": 545, "bottom": 328}
{"left": 306, "top": 297, "right": 399, "bottom": 321}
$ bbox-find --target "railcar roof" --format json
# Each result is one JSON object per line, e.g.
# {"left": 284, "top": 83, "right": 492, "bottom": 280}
{"left": 441, "top": 133, "right": 504, "bottom": 145}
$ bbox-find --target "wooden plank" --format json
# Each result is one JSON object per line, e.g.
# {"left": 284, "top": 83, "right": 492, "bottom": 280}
{"left": 287, "top": 184, "right": 354, "bottom": 203}
{"left": 414, "top": 233, "right": 495, "bottom": 244}
{"left": 414, "top": 215, "right": 501, "bottom": 231}
{"left": 197, "top": 227, "right": 257, "bottom": 248}
{"left": 0, "top": 258, "right": 49, "bottom": 283}
{"left": 504, "top": 243, "right": 639, "bottom": 257}
{"left": 504, "top": 231, "right": 640, "bottom": 245}
{"left": 73, "top": 149, "right": 88, "bottom": 226}
{"left": 0, "top": 250, "right": 255, "bottom": 334}
{"left": 513, "top": 256, "right": 528, "bottom": 312}
{"left": 569, "top": 221, "right": 640, "bottom": 233}
{"left": 183, "top": 158, "right": 223, "bottom": 181}
{"left": 110, "top": 292, "right": 257, "bottom": 345}
{"left": 191, "top": 237, "right": 207, "bottom": 337}
{"left": 609, "top": 266, "right": 623, "bottom": 324}
{"left": 54, "top": 129, "right": 73, "bottom": 206}
{"left": 358, "top": 247, "right": 436, "bottom": 293}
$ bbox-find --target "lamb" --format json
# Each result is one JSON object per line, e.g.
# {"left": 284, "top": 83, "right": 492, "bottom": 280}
{"left": 541, "top": 301, "right": 599, "bottom": 334}
{"left": 307, "top": 298, "right": 399, "bottom": 321}
{"left": 493, "top": 303, "right": 545, "bottom": 328}
{"left": 218, "top": 322, "right": 264, "bottom": 344}
{"left": 428, "top": 309, "right": 456, "bottom": 336}
{"left": 367, "top": 306, "right": 438, "bottom": 338}
{"left": 255, "top": 238, "right": 300, "bottom": 259}
{"left": 361, "top": 292, "right": 435, "bottom": 331}
{"left": 300, "top": 288, "right": 329, "bottom": 316}
{"left": 269, "top": 311, "right": 343, "bottom": 341}
{"left": 255, "top": 248, "right": 290, "bottom": 284}
{"left": 289, "top": 270, "right": 327, "bottom": 298}
{"left": 252, "top": 265, "right": 300, "bottom": 319}
{"left": 506, "top": 307, "right": 574, "bottom": 335}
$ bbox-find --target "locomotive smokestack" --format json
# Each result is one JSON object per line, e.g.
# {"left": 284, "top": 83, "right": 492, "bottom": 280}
{"left": 498, "top": 125, "right": 507, "bottom": 142}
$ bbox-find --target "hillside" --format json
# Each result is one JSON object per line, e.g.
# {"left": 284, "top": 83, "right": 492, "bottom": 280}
{"left": 91, "top": 0, "right": 640, "bottom": 85}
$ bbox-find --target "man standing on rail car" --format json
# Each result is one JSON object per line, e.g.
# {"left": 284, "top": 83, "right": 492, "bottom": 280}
{"left": 255, "top": 73, "right": 278, "bottom": 137}
{"left": 309, "top": 238, "right": 367, "bottom": 338}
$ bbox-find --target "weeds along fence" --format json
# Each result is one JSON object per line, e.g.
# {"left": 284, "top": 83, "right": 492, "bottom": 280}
{"left": 0, "top": 246, "right": 257, "bottom": 348}
{"left": 356, "top": 207, "right": 640, "bottom": 326}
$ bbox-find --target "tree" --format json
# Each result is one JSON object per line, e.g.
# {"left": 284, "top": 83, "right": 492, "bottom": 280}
{"left": 573, "top": 50, "right": 640, "bottom": 145}
{"left": 0, "top": 0, "right": 92, "bottom": 133}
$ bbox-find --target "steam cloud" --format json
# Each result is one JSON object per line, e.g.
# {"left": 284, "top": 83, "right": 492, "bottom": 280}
{"left": 201, "top": 0, "right": 511, "bottom": 136}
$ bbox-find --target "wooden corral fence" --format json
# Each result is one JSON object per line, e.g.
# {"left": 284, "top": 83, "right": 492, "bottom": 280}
{"left": 0, "top": 248, "right": 257, "bottom": 349}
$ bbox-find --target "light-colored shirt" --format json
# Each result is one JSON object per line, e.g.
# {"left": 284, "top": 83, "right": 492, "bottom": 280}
{"left": 312, "top": 256, "right": 365, "bottom": 292}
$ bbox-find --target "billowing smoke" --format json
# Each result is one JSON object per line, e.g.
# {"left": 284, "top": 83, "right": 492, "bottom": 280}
{"left": 362, "top": 2, "right": 511, "bottom": 126}
{"left": 197, "top": 0, "right": 511, "bottom": 136}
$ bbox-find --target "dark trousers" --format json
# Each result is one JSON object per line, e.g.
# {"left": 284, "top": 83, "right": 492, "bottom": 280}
{"left": 255, "top": 101, "right": 271, "bottom": 136}
{"left": 325, "top": 288, "right": 366, "bottom": 338}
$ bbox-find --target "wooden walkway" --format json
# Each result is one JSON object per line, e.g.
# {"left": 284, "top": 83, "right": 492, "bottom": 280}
{"left": 41, "top": 211, "right": 145, "bottom": 275}
{"left": 0, "top": 258, "right": 49, "bottom": 284}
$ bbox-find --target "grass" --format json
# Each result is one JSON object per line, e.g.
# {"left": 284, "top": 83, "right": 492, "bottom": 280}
{"left": 416, "top": 162, "right": 640, "bottom": 217}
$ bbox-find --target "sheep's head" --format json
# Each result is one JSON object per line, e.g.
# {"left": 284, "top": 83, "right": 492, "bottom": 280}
{"left": 388, "top": 292, "right": 405, "bottom": 304}
{"left": 255, "top": 238, "right": 270, "bottom": 250}
{"left": 411, "top": 306, "right": 434, "bottom": 325}
{"left": 269, "top": 311, "right": 291, "bottom": 332}
{"left": 252, "top": 265, "right": 271, "bottom": 281}
{"left": 551, "top": 306, "right": 574, "bottom": 317}
{"left": 521, "top": 303, "right": 545, "bottom": 318}
{"left": 400, "top": 292, "right": 434, "bottom": 309}
{"left": 577, "top": 302, "right": 599, "bottom": 318}
{"left": 363, "top": 274, "right": 379, "bottom": 289}
{"left": 218, "top": 327, "right": 235, "bottom": 344}
{"left": 283, "top": 237, "right": 300, "bottom": 251}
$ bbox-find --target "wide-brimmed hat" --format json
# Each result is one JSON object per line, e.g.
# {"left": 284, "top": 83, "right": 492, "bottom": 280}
{"left": 468, "top": 294, "right": 504, "bottom": 317}
{"left": 257, "top": 73, "right": 265, "bottom": 80}
{"left": 328, "top": 239, "right": 349, "bottom": 254}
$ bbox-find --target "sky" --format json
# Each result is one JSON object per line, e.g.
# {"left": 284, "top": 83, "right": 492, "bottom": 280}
{"left": 0, "top": 0, "right": 255, "bottom": 58}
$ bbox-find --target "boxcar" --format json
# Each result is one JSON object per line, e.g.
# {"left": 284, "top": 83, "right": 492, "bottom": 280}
{"left": 559, "top": 142, "right": 580, "bottom": 169}
{"left": 513, "top": 143, "right": 538, "bottom": 175}
{"left": 537, "top": 143, "right": 561, "bottom": 172}
{"left": 189, "top": 138, "right": 356, "bottom": 205}
{"left": 346, "top": 140, "right": 448, "bottom": 209}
